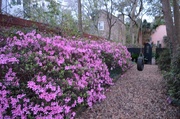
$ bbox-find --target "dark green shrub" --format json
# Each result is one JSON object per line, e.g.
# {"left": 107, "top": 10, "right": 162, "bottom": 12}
{"left": 157, "top": 49, "right": 171, "bottom": 71}
{"left": 155, "top": 53, "right": 159, "bottom": 60}
{"left": 165, "top": 48, "right": 180, "bottom": 106}
{"left": 131, "top": 53, "right": 138, "bottom": 62}
{"left": 152, "top": 52, "right": 156, "bottom": 58}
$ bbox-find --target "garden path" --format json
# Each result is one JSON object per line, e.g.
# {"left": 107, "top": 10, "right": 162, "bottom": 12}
{"left": 76, "top": 65, "right": 179, "bottom": 119}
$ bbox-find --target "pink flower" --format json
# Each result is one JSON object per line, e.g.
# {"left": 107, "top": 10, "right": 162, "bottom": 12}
{"left": 17, "top": 94, "right": 26, "bottom": 99}
{"left": 38, "top": 51, "right": 42, "bottom": 55}
{"left": 64, "top": 97, "right": 71, "bottom": 103}
{"left": 87, "top": 101, "right": 93, "bottom": 107}
{"left": 37, "top": 75, "right": 41, "bottom": 82}
{"left": 64, "top": 106, "right": 71, "bottom": 114}
{"left": 67, "top": 79, "right": 73, "bottom": 86}
{"left": 77, "top": 97, "right": 84, "bottom": 104}
{"left": 5, "top": 68, "right": 16, "bottom": 82}
{"left": 27, "top": 81, "right": 36, "bottom": 89}
{"left": 76, "top": 81, "right": 85, "bottom": 88}
{"left": 57, "top": 58, "right": 65, "bottom": 66}
{"left": 42, "top": 75, "right": 47, "bottom": 83}
{"left": 8, "top": 57, "right": 19, "bottom": 64}
{"left": 23, "top": 98, "right": 30, "bottom": 103}
{"left": 36, "top": 34, "right": 41, "bottom": 39}
{"left": 71, "top": 100, "right": 77, "bottom": 107}
{"left": 49, "top": 50, "right": 55, "bottom": 55}
{"left": 71, "top": 112, "right": 76, "bottom": 119}
{"left": 10, "top": 97, "right": 19, "bottom": 107}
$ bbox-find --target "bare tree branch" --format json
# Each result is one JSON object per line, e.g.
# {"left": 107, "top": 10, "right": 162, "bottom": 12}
{"left": 135, "top": 0, "right": 143, "bottom": 18}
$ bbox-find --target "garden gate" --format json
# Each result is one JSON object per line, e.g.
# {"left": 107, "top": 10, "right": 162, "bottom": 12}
{"left": 128, "top": 43, "right": 152, "bottom": 64}
{"left": 144, "top": 43, "right": 152, "bottom": 64}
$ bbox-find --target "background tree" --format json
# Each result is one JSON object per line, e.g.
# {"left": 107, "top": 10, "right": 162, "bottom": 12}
{"left": 23, "top": 0, "right": 31, "bottom": 18}
{"left": 82, "top": 0, "right": 103, "bottom": 36}
{"left": 146, "top": 0, "right": 163, "bottom": 17}
{"left": 161, "top": 0, "right": 177, "bottom": 57}
{"left": 114, "top": 0, "right": 143, "bottom": 45}
{"left": 78, "top": 0, "right": 83, "bottom": 36}
{"left": 161, "top": 0, "right": 180, "bottom": 106}
{"left": 82, "top": 0, "right": 122, "bottom": 40}
{"left": 104, "top": 0, "right": 118, "bottom": 40}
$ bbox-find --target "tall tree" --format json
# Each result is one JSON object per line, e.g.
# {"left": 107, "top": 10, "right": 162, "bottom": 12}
{"left": 104, "top": 0, "right": 118, "bottom": 40}
{"left": 160, "top": 0, "right": 176, "bottom": 56}
{"left": 115, "top": 0, "right": 143, "bottom": 44}
{"left": 146, "top": 0, "right": 163, "bottom": 17}
{"left": 161, "top": 0, "right": 180, "bottom": 106}
{"left": 83, "top": 0, "right": 120, "bottom": 40}
{"left": 82, "top": 0, "right": 103, "bottom": 36}
{"left": 78, "top": 0, "right": 83, "bottom": 36}
{"left": 0, "top": 0, "right": 2, "bottom": 13}
{"left": 173, "top": 0, "right": 180, "bottom": 45}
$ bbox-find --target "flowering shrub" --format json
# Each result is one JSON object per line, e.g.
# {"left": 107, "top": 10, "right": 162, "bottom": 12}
{"left": 0, "top": 31, "right": 131, "bottom": 118}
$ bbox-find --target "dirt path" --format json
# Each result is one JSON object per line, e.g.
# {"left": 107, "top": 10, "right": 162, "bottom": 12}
{"left": 76, "top": 65, "right": 179, "bottom": 119}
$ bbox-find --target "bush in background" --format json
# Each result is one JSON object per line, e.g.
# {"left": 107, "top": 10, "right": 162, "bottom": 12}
{"left": 165, "top": 48, "right": 180, "bottom": 106}
{"left": 0, "top": 31, "right": 131, "bottom": 118}
{"left": 131, "top": 53, "right": 138, "bottom": 62}
{"left": 157, "top": 49, "right": 171, "bottom": 71}
{"left": 157, "top": 48, "right": 180, "bottom": 107}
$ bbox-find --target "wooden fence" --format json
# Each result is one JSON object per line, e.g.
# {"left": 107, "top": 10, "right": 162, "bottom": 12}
{"left": 0, "top": 14, "right": 61, "bottom": 35}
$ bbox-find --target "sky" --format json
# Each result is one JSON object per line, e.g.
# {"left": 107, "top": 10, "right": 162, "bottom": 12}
{"left": 143, "top": 15, "right": 154, "bottom": 23}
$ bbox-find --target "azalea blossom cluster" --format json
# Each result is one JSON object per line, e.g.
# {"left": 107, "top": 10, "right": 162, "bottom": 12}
{"left": 0, "top": 31, "right": 131, "bottom": 119}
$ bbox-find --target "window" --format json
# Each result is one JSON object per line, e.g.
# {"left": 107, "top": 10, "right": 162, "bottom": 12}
{"left": 11, "top": 0, "right": 16, "bottom": 4}
{"left": 98, "top": 21, "right": 104, "bottom": 30}
{"left": 11, "top": 0, "right": 21, "bottom": 5}
{"left": 42, "top": 2, "right": 45, "bottom": 7}
{"left": 17, "top": 0, "right": 21, "bottom": 5}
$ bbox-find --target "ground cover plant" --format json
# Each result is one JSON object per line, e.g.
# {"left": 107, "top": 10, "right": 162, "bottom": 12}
{"left": 164, "top": 49, "right": 180, "bottom": 107}
{"left": 0, "top": 30, "right": 131, "bottom": 119}
{"left": 157, "top": 48, "right": 180, "bottom": 107}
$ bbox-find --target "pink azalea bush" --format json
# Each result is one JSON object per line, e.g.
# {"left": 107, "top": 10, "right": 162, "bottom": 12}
{"left": 0, "top": 31, "right": 131, "bottom": 119}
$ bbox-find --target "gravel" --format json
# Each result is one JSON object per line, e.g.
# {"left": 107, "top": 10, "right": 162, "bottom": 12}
{"left": 75, "top": 65, "right": 180, "bottom": 119}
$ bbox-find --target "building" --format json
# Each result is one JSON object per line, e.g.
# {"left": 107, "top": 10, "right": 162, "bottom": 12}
{"left": 151, "top": 25, "right": 167, "bottom": 48}
{"left": 88, "top": 10, "right": 126, "bottom": 44}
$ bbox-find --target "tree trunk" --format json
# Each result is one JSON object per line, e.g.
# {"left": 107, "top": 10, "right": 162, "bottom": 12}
{"left": 129, "top": 0, "right": 138, "bottom": 44}
{"left": 23, "top": 0, "right": 31, "bottom": 18}
{"left": 107, "top": 11, "right": 112, "bottom": 40}
{"left": 173, "top": 0, "right": 180, "bottom": 46}
{"left": 172, "top": 0, "right": 180, "bottom": 72}
{"left": 105, "top": 0, "right": 112, "bottom": 40}
{"left": 161, "top": 0, "right": 175, "bottom": 55}
{"left": 0, "top": 0, "right": 2, "bottom": 13}
{"left": 108, "top": 25, "right": 112, "bottom": 40}
{"left": 78, "top": 0, "right": 83, "bottom": 36}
